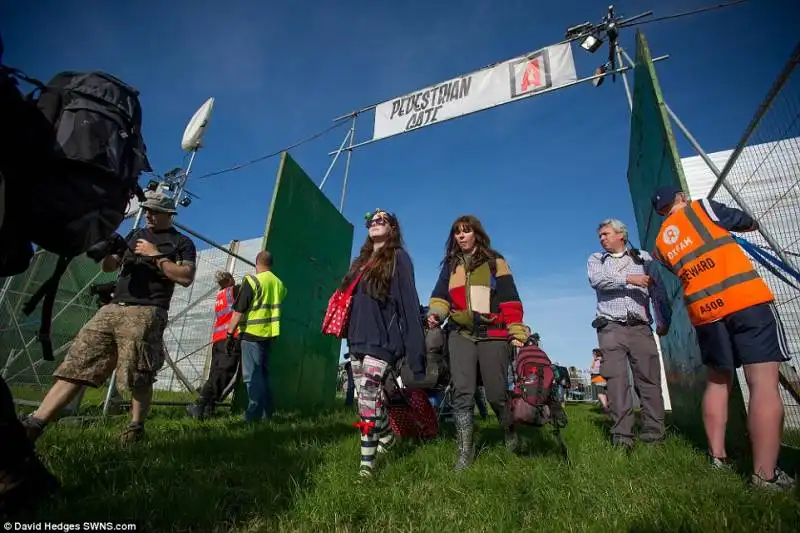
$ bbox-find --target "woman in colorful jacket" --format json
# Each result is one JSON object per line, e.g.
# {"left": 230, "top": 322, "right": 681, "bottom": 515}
{"left": 427, "top": 215, "right": 527, "bottom": 470}
{"left": 342, "top": 208, "right": 426, "bottom": 478}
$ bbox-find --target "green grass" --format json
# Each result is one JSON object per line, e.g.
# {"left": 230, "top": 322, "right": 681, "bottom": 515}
{"left": 18, "top": 403, "right": 800, "bottom": 532}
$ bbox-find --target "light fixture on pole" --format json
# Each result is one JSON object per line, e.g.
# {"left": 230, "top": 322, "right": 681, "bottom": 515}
{"left": 580, "top": 34, "right": 604, "bottom": 53}
{"left": 592, "top": 62, "right": 612, "bottom": 87}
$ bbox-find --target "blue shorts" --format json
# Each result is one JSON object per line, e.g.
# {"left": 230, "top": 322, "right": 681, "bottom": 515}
{"left": 695, "top": 302, "right": 790, "bottom": 371}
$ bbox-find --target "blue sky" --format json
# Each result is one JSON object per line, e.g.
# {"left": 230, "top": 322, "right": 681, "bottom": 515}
{"left": 2, "top": 0, "right": 797, "bottom": 370}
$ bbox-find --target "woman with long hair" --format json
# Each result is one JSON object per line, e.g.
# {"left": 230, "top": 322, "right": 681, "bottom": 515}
{"left": 342, "top": 208, "right": 426, "bottom": 478}
{"left": 428, "top": 215, "right": 527, "bottom": 471}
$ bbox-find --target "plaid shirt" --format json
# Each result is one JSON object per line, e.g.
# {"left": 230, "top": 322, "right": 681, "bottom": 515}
{"left": 587, "top": 249, "right": 671, "bottom": 328}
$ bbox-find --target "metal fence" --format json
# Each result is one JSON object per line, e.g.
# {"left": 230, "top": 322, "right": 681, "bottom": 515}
{"left": 0, "top": 229, "right": 263, "bottom": 414}
{"left": 0, "top": 252, "right": 116, "bottom": 407}
{"left": 706, "top": 42, "right": 800, "bottom": 442}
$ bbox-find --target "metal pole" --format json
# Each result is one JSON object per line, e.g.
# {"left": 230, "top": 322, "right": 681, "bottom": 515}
{"left": 172, "top": 221, "right": 255, "bottom": 267}
{"left": 328, "top": 55, "right": 670, "bottom": 155}
{"left": 662, "top": 103, "right": 799, "bottom": 272}
{"left": 340, "top": 114, "right": 357, "bottom": 212}
{"left": 616, "top": 44, "right": 633, "bottom": 111}
{"left": 320, "top": 128, "right": 352, "bottom": 191}
{"left": 102, "top": 202, "right": 148, "bottom": 415}
{"left": 174, "top": 149, "right": 198, "bottom": 205}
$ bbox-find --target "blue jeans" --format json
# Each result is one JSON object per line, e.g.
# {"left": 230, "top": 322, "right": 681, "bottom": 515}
{"left": 241, "top": 339, "right": 273, "bottom": 422}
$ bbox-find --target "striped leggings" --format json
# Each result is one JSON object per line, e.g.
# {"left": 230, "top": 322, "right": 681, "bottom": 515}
{"left": 351, "top": 354, "right": 394, "bottom": 475}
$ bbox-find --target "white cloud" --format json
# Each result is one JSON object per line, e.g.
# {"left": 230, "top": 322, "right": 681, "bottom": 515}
{"left": 517, "top": 271, "right": 599, "bottom": 370}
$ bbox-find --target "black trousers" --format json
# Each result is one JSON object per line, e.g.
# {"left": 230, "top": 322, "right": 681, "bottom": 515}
{"left": 0, "top": 375, "right": 31, "bottom": 466}
{"left": 199, "top": 339, "right": 241, "bottom": 404}
{"left": 449, "top": 334, "right": 511, "bottom": 424}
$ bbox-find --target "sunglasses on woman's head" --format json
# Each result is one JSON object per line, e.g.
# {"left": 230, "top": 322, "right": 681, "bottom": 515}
{"left": 366, "top": 217, "right": 389, "bottom": 228}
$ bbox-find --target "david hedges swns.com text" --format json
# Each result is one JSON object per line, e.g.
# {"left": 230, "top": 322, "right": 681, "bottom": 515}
{"left": 5, "top": 523, "right": 136, "bottom": 532}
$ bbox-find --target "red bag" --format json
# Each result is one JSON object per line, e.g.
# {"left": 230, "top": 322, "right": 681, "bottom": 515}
{"left": 513, "top": 344, "right": 555, "bottom": 407}
{"left": 321, "top": 267, "right": 366, "bottom": 338}
{"left": 388, "top": 388, "right": 439, "bottom": 441}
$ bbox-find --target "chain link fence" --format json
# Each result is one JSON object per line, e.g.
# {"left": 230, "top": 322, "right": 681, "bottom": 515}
{"left": 0, "top": 228, "right": 264, "bottom": 416}
{"left": 0, "top": 252, "right": 116, "bottom": 408}
{"left": 706, "top": 42, "right": 800, "bottom": 445}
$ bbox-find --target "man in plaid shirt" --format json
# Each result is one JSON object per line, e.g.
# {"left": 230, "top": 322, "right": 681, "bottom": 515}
{"left": 587, "top": 218, "right": 671, "bottom": 451}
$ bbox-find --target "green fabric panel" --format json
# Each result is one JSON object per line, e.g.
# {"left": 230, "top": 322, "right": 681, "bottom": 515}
{"left": 626, "top": 31, "right": 747, "bottom": 446}
{"left": 232, "top": 152, "right": 354, "bottom": 414}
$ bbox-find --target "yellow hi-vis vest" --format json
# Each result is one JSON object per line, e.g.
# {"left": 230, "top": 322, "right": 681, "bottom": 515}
{"left": 240, "top": 271, "right": 287, "bottom": 338}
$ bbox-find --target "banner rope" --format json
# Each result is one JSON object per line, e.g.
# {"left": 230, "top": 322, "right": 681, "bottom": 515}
{"left": 193, "top": 119, "right": 350, "bottom": 181}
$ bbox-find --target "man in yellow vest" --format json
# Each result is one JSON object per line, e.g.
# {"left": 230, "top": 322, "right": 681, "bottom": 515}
{"left": 651, "top": 186, "right": 794, "bottom": 492}
{"left": 225, "top": 250, "right": 287, "bottom": 422}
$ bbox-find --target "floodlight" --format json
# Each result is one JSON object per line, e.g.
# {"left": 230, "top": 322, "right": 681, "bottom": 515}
{"left": 179, "top": 197, "right": 192, "bottom": 208}
{"left": 581, "top": 34, "right": 604, "bottom": 53}
{"left": 592, "top": 64, "right": 609, "bottom": 87}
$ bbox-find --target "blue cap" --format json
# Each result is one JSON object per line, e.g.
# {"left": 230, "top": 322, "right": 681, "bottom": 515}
{"left": 651, "top": 186, "right": 682, "bottom": 213}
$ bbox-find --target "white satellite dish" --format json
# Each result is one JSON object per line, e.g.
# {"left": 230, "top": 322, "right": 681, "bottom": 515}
{"left": 181, "top": 97, "right": 215, "bottom": 152}
{"left": 124, "top": 195, "right": 141, "bottom": 218}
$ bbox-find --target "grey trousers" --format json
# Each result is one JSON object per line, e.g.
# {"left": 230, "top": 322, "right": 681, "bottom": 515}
{"left": 449, "top": 334, "right": 511, "bottom": 424}
{"left": 597, "top": 323, "right": 665, "bottom": 444}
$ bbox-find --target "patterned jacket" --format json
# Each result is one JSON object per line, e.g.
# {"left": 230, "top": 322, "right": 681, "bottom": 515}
{"left": 428, "top": 254, "right": 526, "bottom": 342}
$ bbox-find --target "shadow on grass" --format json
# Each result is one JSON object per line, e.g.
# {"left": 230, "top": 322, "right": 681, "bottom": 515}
{"left": 22, "top": 408, "right": 356, "bottom": 532}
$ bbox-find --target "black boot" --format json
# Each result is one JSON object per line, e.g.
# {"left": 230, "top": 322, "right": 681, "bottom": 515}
{"left": 187, "top": 396, "right": 215, "bottom": 421}
{"left": 504, "top": 424, "right": 519, "bottom": 453}
{"left": 493, "top": 402, "right": 519, "bottom": 453}
{"left": 186, "top": 403, "right": 206, "bottom": 420}
{"left": 453, "top": 411, "right": 475, "bottom": 472}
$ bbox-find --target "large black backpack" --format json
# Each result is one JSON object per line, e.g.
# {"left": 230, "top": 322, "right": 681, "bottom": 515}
{"left": 0, "top": 39, "right": 149, "bottom": 360}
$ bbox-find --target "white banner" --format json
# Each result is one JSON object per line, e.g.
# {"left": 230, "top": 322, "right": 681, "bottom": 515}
{"left": 372, "top": 42, "right": 577, "bottom": 141}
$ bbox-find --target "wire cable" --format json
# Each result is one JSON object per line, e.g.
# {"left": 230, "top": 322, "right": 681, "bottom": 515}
{"left": 192, "top": 119, "right": 349, "bottom": 181}
{"left": 621, "top": 0, "right": 749, "bottom": 28}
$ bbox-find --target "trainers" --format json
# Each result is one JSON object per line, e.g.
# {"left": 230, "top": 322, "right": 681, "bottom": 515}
{"left": 120, "top": 422, "right": 144, "bottom": 444}
{"left": 357, "top": 465, "right": 373, "bottom": 479}
{"left": 708, "top": 454, "right": 734, "bottom": 471}
{"left": 640, "top": 433, "right": 665, "bottom": 445}
{"left": 751, "top": 468, "right": 796, "bottom": 492}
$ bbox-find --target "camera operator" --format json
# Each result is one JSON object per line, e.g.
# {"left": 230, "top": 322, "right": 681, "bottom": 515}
{"left": 20, "top": 191, "right": 197, "bottom": 444}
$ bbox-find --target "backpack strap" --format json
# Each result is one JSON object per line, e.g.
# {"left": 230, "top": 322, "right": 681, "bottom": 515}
{"left": 21, "top": 255, "right": 72, "bottom": 361}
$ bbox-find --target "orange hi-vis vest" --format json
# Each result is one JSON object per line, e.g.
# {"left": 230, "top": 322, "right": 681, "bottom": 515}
{"left": 654, "top": 199, "right": 773, "bottom": 326}
{"left": 212, "top": 287, "right": 238, "bottom": 343}
{"left": 590, "top": 359, "right": 606, "bottom": 385}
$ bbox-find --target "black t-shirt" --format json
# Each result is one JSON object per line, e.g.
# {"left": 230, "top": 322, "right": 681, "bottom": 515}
{"left": 232, "top": 277, "right": 268, "bottom": 342}
{"left": 112, "top": 227, "right": 197, "bottom": 309}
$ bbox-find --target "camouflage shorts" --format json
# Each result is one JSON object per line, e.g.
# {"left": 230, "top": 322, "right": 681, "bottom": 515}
{"left": 54, "top": 303, "right": 168, "bottom": 392}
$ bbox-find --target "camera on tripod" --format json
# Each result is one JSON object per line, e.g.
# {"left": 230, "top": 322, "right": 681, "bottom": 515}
{"left": 89, "top": 281, "right": 116, "bottom": 307}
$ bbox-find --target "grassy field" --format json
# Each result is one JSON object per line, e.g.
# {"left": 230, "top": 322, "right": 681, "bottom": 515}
{"left": 15, "top": 397, "right": 800, "bottom": 533}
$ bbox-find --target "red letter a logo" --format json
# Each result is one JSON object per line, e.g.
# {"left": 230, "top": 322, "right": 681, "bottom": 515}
{"left": 521, "top": 59, "right": 541, "bottom": 92}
